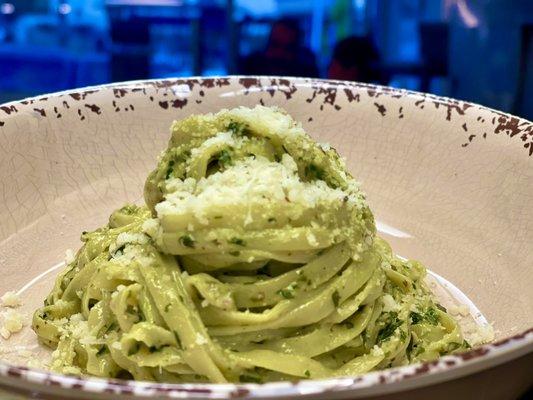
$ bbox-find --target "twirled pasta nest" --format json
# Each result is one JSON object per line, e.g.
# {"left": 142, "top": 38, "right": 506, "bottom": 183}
{"left": 33, "top": 106, "right": 468, "bottom": 383}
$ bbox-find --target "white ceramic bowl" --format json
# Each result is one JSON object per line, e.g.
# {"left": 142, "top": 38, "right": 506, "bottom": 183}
{"left": 0, "top": 77, "right": 531, "bottom": 399}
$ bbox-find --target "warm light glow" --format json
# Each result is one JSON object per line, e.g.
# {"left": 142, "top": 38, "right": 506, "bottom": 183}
{"left": 58, "top": 3, "right": 72, "bottom": 15}
{"left": 0, "top": 2, "right": 14, "bottom": 15}
{"left": 456, "top": 0, "right": 479, "bottom": 28}
{"left": 444, "top": 0, "right": 480, "bottom": 28}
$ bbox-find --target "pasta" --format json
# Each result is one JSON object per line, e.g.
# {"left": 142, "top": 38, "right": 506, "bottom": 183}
{"left": 33, "top": 106, "right": 470, "bottom": 383}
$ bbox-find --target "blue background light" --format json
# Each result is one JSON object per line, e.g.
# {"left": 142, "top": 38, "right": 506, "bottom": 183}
{"left": 0, "top": 0, "right": 531, "bottom": 119}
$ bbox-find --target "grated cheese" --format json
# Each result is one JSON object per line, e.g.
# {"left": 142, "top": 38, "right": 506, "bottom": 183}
{"left": 157, "top": 155, "right": 354, "bottom": 223}
{"left": 64, "top": 248, "right": 75, "bottom": 264}
{"left": 0, "top": 309, "right": 24, "bottom": 339}
{"left": 1, "top": 291, "right": 22, "bottom": 308}
{"left": 116, "top": 232, "right": 149, "bottom": 248}
{"left": 381, "top": 294, "right": 400, "bottom": 312}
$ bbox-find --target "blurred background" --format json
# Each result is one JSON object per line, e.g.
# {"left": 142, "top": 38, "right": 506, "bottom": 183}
{"left": 0, "top": 0, "right": 531, "bottom": 119}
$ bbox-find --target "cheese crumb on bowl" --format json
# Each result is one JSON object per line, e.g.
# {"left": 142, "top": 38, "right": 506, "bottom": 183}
{"left": 0, "top": 291, "right": 21, "bottom": 308}
{"left": 0, "top": 309, "right": 25, "bottom": 340}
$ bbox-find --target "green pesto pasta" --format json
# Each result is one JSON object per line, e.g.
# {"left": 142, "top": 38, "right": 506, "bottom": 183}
{"left": 33, "top": 106, "right": 470, "bottom": 383}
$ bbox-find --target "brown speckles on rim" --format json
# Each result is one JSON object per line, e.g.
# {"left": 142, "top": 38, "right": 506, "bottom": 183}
{"left": 53, "top": 106, "right": 62, "bottom": 118}
{"left": 239, "top": 77, "right": 261, "bottom": 89}
{"left": 457, "top": 347, "right": 490, "bottom": 361}
{"left": 230, "top": 387, "right": 251, "bottom": 398}
{"left": 0, "top": 105, "right": 17, "bottom": 115}
{"left": 33, "top": 108, "right": 46, "bottom": 117}
{"left": 493, "top": 327, "right": 533, "bottom": 347}
{"left": 170, "top": 99, "right": 188, "bottom": 109}
{"left": 84, "top": 104, "right": 101, "bottom": 115}
{"left": 10, "top": 76, "right": 532, "bottom": 157}
{"left": 216, "top": 77, "right": 231, "bottom": 87}
{"left": 490, "top": 113, "right": 533, "bottom": 155}
{"left": 374, "top": 102, "right": 386, "bottom": 116}
{"left": 414, "top": 99, "right": 425, "bottom": 108}
{"left": 432, "top": 99, "right": 472, "bottom": 121}
{"left": 159, "top": 99, "right": 188, "bottom": 110}
{"left": 273, "top": 78, "right": 298, "bottom": 100}
{"left": 113, "top": 88, "right": 128, "bottom": 98}
{"left": 305, "top": 84, "right": 338, "bottom": 108}
{"left": 367, "top": 88, "right": 382, "bottom": 98}
{"left": 6, "top": 369, "right": 21, "bottom": 378}
{"left": 344, "top": 88, "right": 360, "bottom": 103}
{"left": 494, "top": 115, "right": 520, "bottom": 136}
{"left": 68, "top": 90, "right": 97, "bottom": 101}
{"left": 200, "top": 78, "right": 215, "bottom": 88}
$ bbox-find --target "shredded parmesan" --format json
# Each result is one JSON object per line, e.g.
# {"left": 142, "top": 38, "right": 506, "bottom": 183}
{"left": 0, "top": 309, "right": 24, "bottom": 339}
{"left": 1, "top": 291, "right": 21, "bottom": 308}
{"left": 65, "top": 248, "right": 75, "bottom": 264}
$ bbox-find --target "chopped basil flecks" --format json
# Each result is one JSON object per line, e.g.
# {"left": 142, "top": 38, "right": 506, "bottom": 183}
{"left": 165, "top": 160, "right": 175, "bottom": 179}
{"left": 96, "top": 345, "right": 109, "bottom": 356}
{"left": 180, "top": 235, "right": 195, "bottom": 248}
{"left": 173, "top": 331, "right": 182, "bottom": 348}
{"left": 229, "top": 237, "right": 246, "bottom": 246}
{"left": 425, "top": 307, "right": 439, "bottom": 325}
{"left": 277, "top": 289, "right": 294, "bottom": 299}
{"left": 217, "top": 149, "right": 232, "bottom": 167}
{"left": 410, "top": 311, "right": 423, "bottom": 325}
{"left": 227, "top": 121, "right": 251, "bottom": 137}
{"left": 304, "top": 163, "right": 325, "bottom": 181}
{"left": 332, "top": 290, "right": 341, "bottom": 307}
{"left": 377, "top": 312, "right": 402, "bottom": 343}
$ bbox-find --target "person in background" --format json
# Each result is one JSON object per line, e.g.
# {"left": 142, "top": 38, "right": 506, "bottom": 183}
{"left": 327, "top": 36, "right": 381, "bottom": 83}
{"left": 240, "top": 17, "right": 319, "bottom": 78}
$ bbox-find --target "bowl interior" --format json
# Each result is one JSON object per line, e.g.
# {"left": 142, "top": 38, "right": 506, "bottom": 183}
{"left": 0, "top": 77, "right": 531, "bottom": 370}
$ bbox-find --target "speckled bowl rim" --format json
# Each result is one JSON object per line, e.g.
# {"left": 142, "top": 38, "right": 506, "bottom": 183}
{"left": 0, "top": 76, "right": 531, "bottom": 399}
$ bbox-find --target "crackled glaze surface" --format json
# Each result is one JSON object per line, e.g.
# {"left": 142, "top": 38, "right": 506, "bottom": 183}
{"left": 0, "top": 77, "right": 531, "bottom": 399}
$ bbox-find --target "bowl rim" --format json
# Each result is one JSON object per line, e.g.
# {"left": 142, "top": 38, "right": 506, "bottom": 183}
{"left": 0, "top": 75, "right": 531, "bottom": 124}
{"left": 0, "top": 76, "right": 531, "bottom": 398}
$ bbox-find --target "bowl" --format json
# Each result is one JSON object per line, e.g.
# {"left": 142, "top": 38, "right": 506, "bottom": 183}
{"left": 0, "top": 76, "right": 531, "bottom": 399}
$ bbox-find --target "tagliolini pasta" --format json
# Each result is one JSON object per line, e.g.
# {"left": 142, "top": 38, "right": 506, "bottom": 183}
{"left": 33, "top": 106, "right": 470, "bottom": 383}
